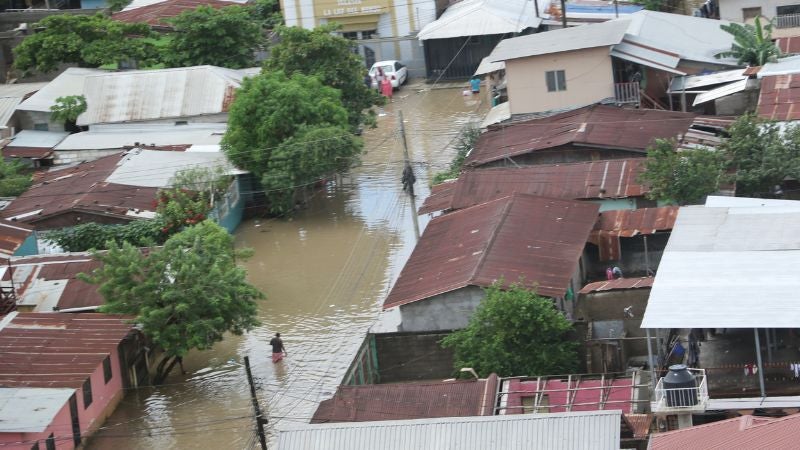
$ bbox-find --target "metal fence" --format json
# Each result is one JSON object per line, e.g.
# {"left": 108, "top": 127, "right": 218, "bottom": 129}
{"left": 614, "top": 82, "right": 641, "bottom": 106}
{"left": 777, "top": 13, "right": 800, "bottom": 29}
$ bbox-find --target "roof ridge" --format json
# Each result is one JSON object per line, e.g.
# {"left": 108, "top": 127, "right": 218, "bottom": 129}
{"left": 469, "top": 195, "right": 514, "bottom": 285}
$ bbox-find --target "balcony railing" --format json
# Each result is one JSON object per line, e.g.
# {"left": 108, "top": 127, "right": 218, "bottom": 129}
{"left": 652, "top": 368, "right": 709, "bottom": 414}
{"left": 614, "top": 82, "right": 641, "bottom": 106}
{"left": 777, "top": 13, "right": 800, "bottom": 29}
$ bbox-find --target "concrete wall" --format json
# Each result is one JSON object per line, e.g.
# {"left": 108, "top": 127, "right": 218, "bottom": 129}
{"left": 373, "top": 331, "right": 455, "bottom": 382}
{"left": 505, "top": 46, "right": 615, "bottom": 115}
{"left": 17, "top": 110, "right": 62, "bottom": 132}
{"left": 719, "top": 0, "right": 800, "bottom": 37}
{"left": 398, "top": 285, "right": 485, "bottom": 332}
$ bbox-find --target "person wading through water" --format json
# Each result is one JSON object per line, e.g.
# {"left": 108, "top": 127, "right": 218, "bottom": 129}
{"left": 270, "top": 333, "right": 287, "bottom": 363}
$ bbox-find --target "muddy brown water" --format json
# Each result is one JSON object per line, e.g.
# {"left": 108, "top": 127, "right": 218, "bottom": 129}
{"left": 86, "top": 84, "right": 488, "bottom": 449}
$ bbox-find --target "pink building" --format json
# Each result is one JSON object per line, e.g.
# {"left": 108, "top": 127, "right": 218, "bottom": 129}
{"left": 0, "top": 312, "right": 146, "bottom": 450}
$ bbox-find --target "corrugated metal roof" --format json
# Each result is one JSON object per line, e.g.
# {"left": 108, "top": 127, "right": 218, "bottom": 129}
{"left": 16, "top": 68, "right": 107, "bottom": 113}
{"left": 610, "top": 38, "right": 683, "bottom": 74}
{"left": 0, "top": 219, "right": 34, "bottom": 258}
{"left": 419, "top": 159, "right": 647, "bottom": 215}
{"left": 0, "top": 152, "right": 159, "bottom": 226}
{"left": 278, "top": 410, "right": 622, "bottom": 450}
{"left": 77, "top": 65, "right": 244, "bottom": 126}
{"left": 641, "top": 199, "right": 800, "bottom": 329}
{"left": 0, "top": 98, "right": 22, "bottom": 129}
{"left": 9, "top": 253, "right": 104, "bottom": 311}
{"left": 474, "top": 56, "right": 505, "bottom": 76}
{"left": 489, "top": 19, "right": 628, "bottom": 62}
{"left": 588, "top": 206, "right": 677, "bottom": 260}
{"left": 0, "top": 387, "right": 75, "bottom": 432}
{"left": 418, "top": 0, "right": 542, "bottom": 41}
{"left": 312, "top": 376, "right": 499, "bottom": 423}
{"left": 6, "top": 130, "right": 69, "bottom": 149}
{"left": 669, "top": 69, "right": 747, "bottom": 92}
{"left": 777, "top": 37, "right": 800, "bottom": 55}
{"left": 113, "top": 0, "right": 239, "bottom": 26}
{"left": 693, "top": 78, "right": 748, "bottom": 106}
{"left": 121, "top": 0, "right": 246, "bottom": 11}
{"left": 0, "top": 83, "right": 48, "bottom": 127}
{"left": 55, "top": 123, "right": 225, "bottom": 151}
{"left": 0, "top": 312, "right": 136, "bottom": 389}
{"left": 465, "top": 104, "right": 697, "bottom": 167}
{"left": 106, "top": 148, "right": 244, "bottom": 187}
{"left": 758, "top": 55, "right": 800, "bottom": 78}
{"left": 480, "top": 101, "right": 511, "bottom": 128}
{"left": 384, "top": 194, "right": 599, "bottom": 309}
{"left": 579, "top": 277, "right": 654, "bottom": 294}
{"left": 650, "top": 413, "right": 800, "bottom": 450}
{"left": 1, "top": 147, "right": 53, "bottom": 159}
{"left": 758, "top": 74, "right": 800, "bottom": 121}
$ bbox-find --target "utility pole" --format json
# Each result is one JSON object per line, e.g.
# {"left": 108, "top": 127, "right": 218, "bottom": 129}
{"left": 244, "top": 356, "right": 268, "bottom": 450}
{"left": 398, "top": 110, "right": 420, "bottom": 241}
{"left": 533, "top": 0, "right": 540, "bottom": 18}
{"left": 614, "top": 0, "right": 619, "bottom": 18}
{"left": 560, "top": 0, "right": 567, "bottom": 28}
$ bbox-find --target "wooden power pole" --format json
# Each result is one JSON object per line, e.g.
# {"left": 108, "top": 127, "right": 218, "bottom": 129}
{"left": 398, "top": 110, "right": 420, "bottom": 241}
{"left": 244, "top": 356, "right": 268, "bottom": 450}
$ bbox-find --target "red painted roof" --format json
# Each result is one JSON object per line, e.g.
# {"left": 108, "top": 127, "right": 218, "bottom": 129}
{"left": 113, "top": 0, "right": 239, "bottom": 27}
{"left": 418, "top": 159, "right": 647, "bottom": 215}
{"left": 588, "top": 206, "right": 678, "bottom": 261}
{"left": 465, "top": 105, "right": 697, "bottom": 167}
{"left": 650, "top": 413, "right": 800, "bottom": 450}
{"left": 758, "top": 75, "right": 800, "bottom": 121}
{"left": 0, "top": 219, "right": 34, "bottom": 258}
{"left": 384, "top": 194, "right": 599, "bottom": 309}
{"left": 579, "top": 277, "right": 654, "bottom": 294}
{"left": 10, "top": 253, "right": 105, "bottom": 310}
{"left": 0, "top": 313, "right": 136, "bottom": 389}
{"left": 0, "top": 153, "right": 158, "bottom": 228}
{"left": 311, "top": 376, "right": 499, "bottom": 423}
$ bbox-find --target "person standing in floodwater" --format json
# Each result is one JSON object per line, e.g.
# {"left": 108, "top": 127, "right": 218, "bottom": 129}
{"left": 270, "top": 333, "right": 287, "bottom": 363}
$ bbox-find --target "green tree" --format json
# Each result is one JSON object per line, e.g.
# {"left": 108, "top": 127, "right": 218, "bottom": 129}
{"left": 165, "top": 6, "right": 263, "bottom": 69}
{"left": 264, "top": 24, "right": 382, "bottom": 129}
{"left": 223, "top": 71, "right": 361, "bottom": 214}
{"left": 0, "top": 159, "right": 31, "bottom": 197}
{"left": 13, "top": 14, "right": 159, "bottom": 74}
{"left": 441, "top": 283, "right": 578, "bottom": 378}
{"left": 107, "top": 0, "right": 132, "bottom": 12}
{"left": 50, "top": 95, "right": 87, "bottom": 133}
{"left": 431, "top": 126, "right": 480, "bottom": 185}
{"left": 83, "top": 221, "right": 263, "bottom": 384}
{"left": 639, "top": 139, "right": 724, "bottom": 205}
{"left": 251, "top": 0, "right": 283, "bottom": 29}
{"left": 716, "top": 17, "right": 781, "bottom": 66}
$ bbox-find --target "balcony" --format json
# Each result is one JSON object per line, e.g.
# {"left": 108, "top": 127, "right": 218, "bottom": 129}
{"left": 651, "top": 368, "right": 709, "bottom": 414}
{"left": 777, "top": 13, "right": 800, "bottom": 29}
{"left": 614, "top": 82, "right": 641, "bottom": 106}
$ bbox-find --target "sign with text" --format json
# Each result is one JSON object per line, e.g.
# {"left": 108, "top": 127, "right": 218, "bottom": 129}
{"left": 313, "top": 0, "right": 389, "bottom": 18}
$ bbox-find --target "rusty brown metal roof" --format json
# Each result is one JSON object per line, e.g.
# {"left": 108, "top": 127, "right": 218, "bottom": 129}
{"left": 588, "top": 206, "right": 678, "bottom": 261}
{"left": 419, "top": 159, "right": 647, "bottom": 215}
{"left": 418, "top": 181, "right": 457, "bottom": 215}
{"left": 465, "top": 105, "right": 697, "bottom": 167}
{"left": 1, "top": 147, "right": 53, "bottom": 159}
{"left": 10, "top": 253, "right": 105, "bottom": 311}
{"left": 579, "top": 277, "right": 654, "bottom": 294}
{"left": 0, "top": 153, "right": 158, "bottom": 228}
{"left": 622, "top": 413, "right": 653, "bottom": 439}
{"left": 0, "top": 219, "right": 34, "bottom": 258}
{"left": 649, "top": 413, "right": 800, "bottom": 450}
{"left": 311, "top": 375, "right": 499, "bottom": 423}
{"left": 757, "top": 75, "right": 800, "bottom": 121}
{"left": 384, "top": 194, "right": 600, "bottom": 309}
{"left": 0, "top": 312, "right": 137, "bottom": 389}
{"left": 113, "top": 0, "right": 238, "bottom": 27}
{"left": 777, "top": 36, "right": 800, "bottom": 55}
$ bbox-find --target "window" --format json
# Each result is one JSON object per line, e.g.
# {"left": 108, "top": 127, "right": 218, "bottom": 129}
{"left": 394, "top": 62, "right": 405, "bottom": 71}
{"left": 341, "top": 31, "right": 358, "bottom": 40}
{"left": 82, "top": 378, "right": 93, "bottom": 409}
{"left": 175, "top": 120, "right": 188, "bottom": 126}
{"left": 361, "top": 30, "right": 376, "bottom": 40}
{"left": 45, "top": 434, "right": 55, "bottom": 450}
{"left": 545, "top": 70, "right": 567, "bottom": 92}
{"left": 103, "top": 356, "right": 112, "bottom": 384}
{"left": 33, "top": 123, "right": 49, "bottom": 131}
{"left": 742, "top": 7, "right": 762, "bottom": 21}
{"left": 521, "top": 394, "right": 550, "bottom": 413}
{"left": 777, "top": 4, "right": 800, "bottom": 15}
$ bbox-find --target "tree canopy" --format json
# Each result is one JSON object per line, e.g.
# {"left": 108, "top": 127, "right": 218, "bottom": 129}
{"left": 84, "top": 221, "right": 262, "bottom": 383}
{"left": 264, "top": 25, "right": 382, "bottom": 129}
{"left": 13, "top": 14, "right": 159, "bottom": 74}
{"left": 441, "top": 283, "right": 578, "bottom": 378}
{"left": 223, "top": 70, "right": 361, "bottom": 214}
{"left": 0, "top": 159, "right": 31, "bottom": 197}
{"left": 639, "top": 139, "right": 724, "bottom": 205}
{"left": 165, "top": 5, "right": 263, "bottom": 69}
{"left": 431, "top": 126, "right": 480, "bottom": 185}
{"left": 717, "top": 17, "right": 781, "bottom": 66}
{"left": 50, "top": 95, "right": 87, "bottom": 133}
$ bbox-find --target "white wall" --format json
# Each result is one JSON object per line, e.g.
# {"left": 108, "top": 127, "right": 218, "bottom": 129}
{"left": 718, "top": 0, "right": 800, "bottom": 37}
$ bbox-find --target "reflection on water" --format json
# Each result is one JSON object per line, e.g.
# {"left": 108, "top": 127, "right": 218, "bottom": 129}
{"left": 86, "top": 86, "right": 487, "bottom": 449}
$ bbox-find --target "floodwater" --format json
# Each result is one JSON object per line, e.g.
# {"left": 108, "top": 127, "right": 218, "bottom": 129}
{"left": 86, "top": 84, "right": 487, "bottom": 449}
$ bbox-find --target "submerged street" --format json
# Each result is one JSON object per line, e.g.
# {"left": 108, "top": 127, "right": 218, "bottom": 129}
{"left": 87, "top": 84, "right": 488, "bottom": 449}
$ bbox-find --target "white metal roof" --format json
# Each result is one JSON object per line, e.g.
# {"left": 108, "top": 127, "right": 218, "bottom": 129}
{"left": 418, "top": 0, "right": 544, "bottom": 41}
{"left": 669, "top": 69, "right": 747, "bottom": 92}
{"left": 758, "top": 55, "right": 800, "bottom": 78}
{"left": 489, "top": 19, "right": 629, "bottom": 62}
{"left": 474, "top": 56, "right": 505, "bottom": 76}
{"left": 77, "top": 66, "right": 245, "bottom": 126}
{"left": 276, "top": 410, "right": 621, "bottom": 450}
{"left": 692, "top": 78, "right": 749, "bottom": 106}
{"left": 6, "top": 130, "right": 70, "bottom": 148}
{"left": 121, "top": 0, "right": 246, "bottom": 11}
{"left": 480, "top": 101, "right": 510, "bottom": 128}
{"left": 106, "top": 148, "right": 244, "bottom": 188}
{"left": 0, "top": 387, "right": 75, "bottom": 433}
{"left": 0, "top": 83, "right": 47, "bottom": 127}
{"left": 641, "top": 200, "right": 800, "bottom": 329}
{"left": 16, "top": 68, "right": 107, "bottom": 113}
{"left": 55, "top": 123, "right": 226, "bottom": 151}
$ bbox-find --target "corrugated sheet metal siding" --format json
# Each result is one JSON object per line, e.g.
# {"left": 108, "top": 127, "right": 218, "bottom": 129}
{"left": 278, "top": 411, "right": 621, "bottom": 450}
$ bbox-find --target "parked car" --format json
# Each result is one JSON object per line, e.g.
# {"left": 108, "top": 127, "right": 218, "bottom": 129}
{"left": 369, "top": 60, "right": 408, "bottom": 90}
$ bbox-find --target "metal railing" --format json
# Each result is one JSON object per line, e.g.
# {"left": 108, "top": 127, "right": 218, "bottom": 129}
{"left": 777, "top": 13, "right": 800, "bottom": 29}
{"left": 652, "top": 368, "right": 709, "bottom": 413}
{"left": 614, "top": 82, "right": 641, "bottom": 105}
